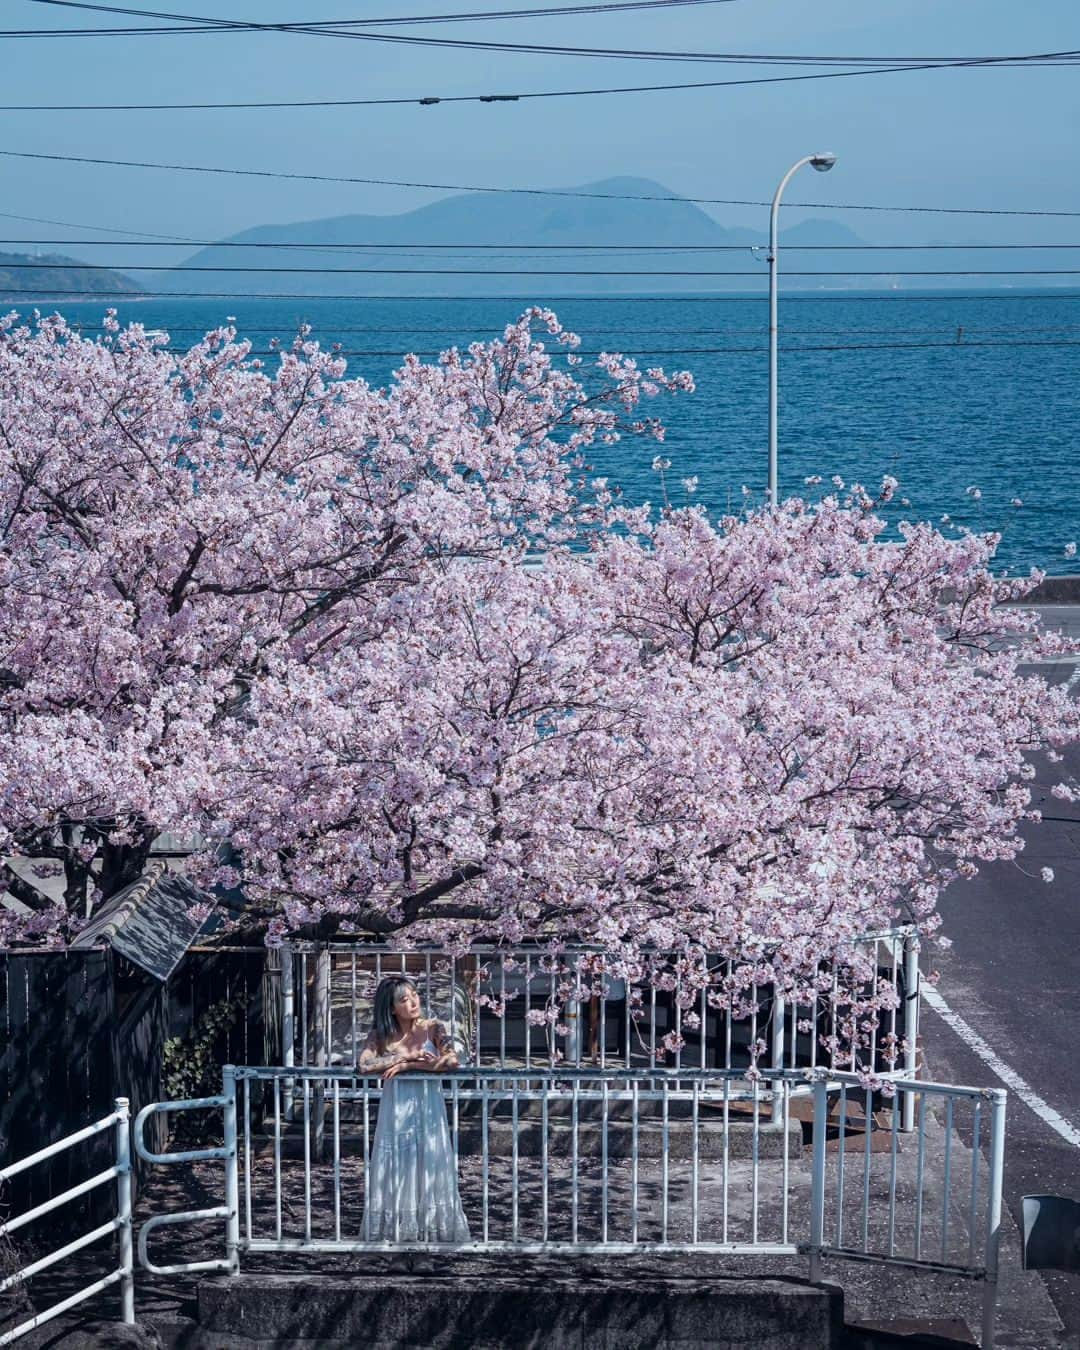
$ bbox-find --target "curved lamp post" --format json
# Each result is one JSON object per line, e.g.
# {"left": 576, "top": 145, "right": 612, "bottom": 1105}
{"left": 767, "top": 152, "right": 837, "bottom": 509}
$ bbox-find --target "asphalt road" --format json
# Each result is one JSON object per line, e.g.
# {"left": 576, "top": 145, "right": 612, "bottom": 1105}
{"left": 922, "top": 606, "right": 1080, "bottom": 1345}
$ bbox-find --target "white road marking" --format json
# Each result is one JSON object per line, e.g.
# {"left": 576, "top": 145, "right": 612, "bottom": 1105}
{"left": 922, "top": 983, "right": 1080, "bottom": 1149}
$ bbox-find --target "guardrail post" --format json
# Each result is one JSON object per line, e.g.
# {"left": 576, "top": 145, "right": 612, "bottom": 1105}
{"left": 222, "top": 1066, "right": 240, "bottom": 1276}
{"left": 981, "top": 1089, "right": 1006, "bottom": 1349}
{"left": 902, "top": 934, "right": 921, "bottom": 1132}
{"left": 114, "top": 1098, "right": 135, "bottom": 1325}
{"left": 313, "top": 948, "right": 330, "bottom": 1161}
{"left": 769, "top": 995, "right": 786, "bottom": 1126}
{"left": 808, "top": 1076, "right": 828, "bottom": 1283}
{"left": 281, "top": 943, "right": 296, "bottom": 1121}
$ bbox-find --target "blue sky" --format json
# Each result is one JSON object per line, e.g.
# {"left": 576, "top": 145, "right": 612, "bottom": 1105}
{"left": 2, "top": 0, "right": 1079, "bottom": 261}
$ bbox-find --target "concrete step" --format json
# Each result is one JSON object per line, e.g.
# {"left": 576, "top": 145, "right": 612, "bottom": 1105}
{"left": 194, "top": 1268, "right": 843, "bottom": 1349}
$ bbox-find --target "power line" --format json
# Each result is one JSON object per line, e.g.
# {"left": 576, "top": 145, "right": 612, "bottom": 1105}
{"left": 8, "top": 239, "right": 1080, "bottom": 251}
{"left": 10, "top": 15, "right": 1080, "bottom": 70}
{"left": 4, "top": 289, "right": 1080, "bottom": 302}
{"left": 0, "top": 49, "right": 1075, "bottom": 113}
{"left": 16, "top": 0, "right": 738, "bottom": 35}
{"left": 6, "top": 262, "right": 1080, "bottom": 276}
{"left": 3, "top": 148, "right": 1078, "bottom": 220}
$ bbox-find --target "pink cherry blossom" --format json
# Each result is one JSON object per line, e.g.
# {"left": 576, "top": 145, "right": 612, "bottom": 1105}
{"left": 1, "top": 307, "right": 1077, "bottom": 1065}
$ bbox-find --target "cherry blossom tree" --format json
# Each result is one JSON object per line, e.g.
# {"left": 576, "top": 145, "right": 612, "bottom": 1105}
{"left": 1, "top": 306, "right": 1076, "bottom": 1059}
{"left": 0, "top": 306, "right": 686, "bottom": 936}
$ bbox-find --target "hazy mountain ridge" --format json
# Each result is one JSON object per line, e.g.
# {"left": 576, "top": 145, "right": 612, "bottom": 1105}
{"left": 150, "top": 177, "right": 924, "bottom": 298}
{"left": 0, "top": 251, "right": 142, "bottom": 302}
{"left": 123, "top": 176, "right": 1059, "bottom": 297}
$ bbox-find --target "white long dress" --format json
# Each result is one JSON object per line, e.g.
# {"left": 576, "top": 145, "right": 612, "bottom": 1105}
{"left": 360, "top": 1027, "right": 471, "bottom": 1243}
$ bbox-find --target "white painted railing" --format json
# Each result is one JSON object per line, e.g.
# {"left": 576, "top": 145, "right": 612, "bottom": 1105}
{"left": 279, "top": 929, "right": 921, "bottom": 1108}
{"left": 132, "top": 1063, "right": 1006, "bottom": 1346}
{"left": 0, "top": 1100, "right": 134, "bottom": 1346}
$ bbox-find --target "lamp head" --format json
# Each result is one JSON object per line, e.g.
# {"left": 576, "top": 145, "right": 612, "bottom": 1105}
{"left": 810, "top": 152, "right": 837, "bottom": 172}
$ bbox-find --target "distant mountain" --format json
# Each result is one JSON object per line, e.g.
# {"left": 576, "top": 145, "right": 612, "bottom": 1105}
{"left": 153, "top": 177, "right": 877, "bottom": 298}
{"left": 151, "top": 177, "right": 1064, "bottom": 297}
{"left": 0, "top": 252, "right": 141, "bottom": 302}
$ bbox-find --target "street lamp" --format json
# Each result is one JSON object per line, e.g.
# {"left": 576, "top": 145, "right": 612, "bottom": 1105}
{"left": 767, "top": 152, "right": 837, "bottom": 509}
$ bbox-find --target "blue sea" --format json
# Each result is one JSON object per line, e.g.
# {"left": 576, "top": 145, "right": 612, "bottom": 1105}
{"left": 37, "top": 289, "right": 1080, "bottom": 575}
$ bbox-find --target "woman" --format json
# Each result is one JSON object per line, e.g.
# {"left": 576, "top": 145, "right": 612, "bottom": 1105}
{"left": 358, "top": 975, "right": 471, "bottom": 1243}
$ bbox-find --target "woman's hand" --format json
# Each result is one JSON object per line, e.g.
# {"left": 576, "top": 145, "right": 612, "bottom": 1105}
{"left": 381, "top": 1050, "right": 436, "bottom": 1080}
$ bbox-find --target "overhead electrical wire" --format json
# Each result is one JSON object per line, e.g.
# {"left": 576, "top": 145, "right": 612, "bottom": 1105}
{"left": 15, "top": 0, "right": 739, "bottom": 36}
{"left": 7, "top": 239, "right": 1080, "bottom": 251}
{"left": 9, "top": 12, "right": 1080, "bottom": 72}
{"left": 4, "top": 289, "right": 1080, "bottom": 301}
{"left": 4, "top": 148, "right": 1080, "bottom": 219}
{"left": 1, "top": 50, "right": 1076, "bottom": 112}
{"left": 6, "top": 262, "right": 1080, "bottom": 276}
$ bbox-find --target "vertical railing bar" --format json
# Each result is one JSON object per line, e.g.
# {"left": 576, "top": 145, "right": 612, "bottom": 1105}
{"left": 333, "top": 1080, "right": 341, "bottom": 1243}
{"left": 574, "top": 959, "right": 583, "bottom": 1068}
{"left": 302, "top": 1077, "right": 312, "bottom": 1243}
{"left": 449, "top": 955, "right": 457, "bottom": 1058}
{"left": 692, "top": 1079, "right": 700, "bottom": 1245}
{"left": 600, "top": 976, "right": 607, "bottom": 1070}
{"left": 862, "top": 1084, "right": 873, "bottom": 1252}
{"left": 750, "top": 983, "right": 758, "bottom": 1078}
{"left": 942, "top": 1096, "right": 954, "bottom": 1262}
{"left": 903, "top": 935, "right": 920, "bottom": 1132}
{"left": 700, "top": 981, "right": 708, "bottom": 1072}
{"left": 661, "top": 1078, "right": 670, "bottom": 1243}
{"left": 725, "top": 961, "right": 733, "bottom": 1071}
{"left": 482, "top": 1080, "right": 490, "bottom": 1245}
{"left": 474, "top": 954, "right": 482, "bottom": 1069}
{"left": 889, "top": 937, "right": 899, "bottom": 1075}
{"left": 829, "top": 964, "right": 839, "bottom": 1075}
{"left": 837, "top": 1084, "right": 847, "bottom": 1249}
{"left": 625, "top": 977, "right": 632, "bottom": 1069}
{"left": 350, "top": 955, "right": 358, "bottom": 1070}
{"left": 675, "top": 976, "right": 682, "bottom": 1074}
{"left": 362, "top": 1077, "right": 371, "bottom": 1232}
{"left": 601, "top": 1078, "right": 609, "bottom": 1244}
{"left": 512, "top": 1081, "right": 520, "bottom": 1242}
{"left": 572, "top": 1078, "right": 580, "bottom": 1244}
{"left": 115, "top": 1097, "right": 134, "bottom": 1326}
{"left": 722, "top": 1076, "right": 730, "bottom": 1243}
{"left": 982, "top": 1091, "right": 1007, "bottom": 1350}
{"left": 499, "top": 955, "right": 507, "bottom": 1070}
{"left": 631, "top": 1079, "right": 640, "bottom": 1244}
{"left": 808, "top": 1077, "right": 828, "bottom": 1284}
{"left": 452, "top": 1076, "right": 460, "bottom": 1171}
{"left": 243, "top": 1076, "right": 252, "bottom": 1246}
{"left": 524, "top": 954, "right": 532, "bottom": 1071}
{"left": 300, "top": 954, "right": 309, "bottom": 1069}
{"left": 273, "top": 1077, "right": 282, "bottom": 1241}
{"left": 542, "top": 1079, "right": 550, "bottom": 1243}
{"left": 781, "top": 1080, "right": 790, "bottom": 1244}
{"left": 650, "top": 984, "right": 657, "bottom": 1071}
{"left": 751, "top": 1072, "right": 760, "bottom": 1245}
{"left": 425, "top": 951, "right": 433, "bottom": 1021}
{"left": 915, "top": 1092, "right": 928, "bottom": 1260}
{"left": 969, "top": 1101, "right": 982, "bottom": 1266}
{"left": 888, "top": 1090, "right": 900, "bottom": 1257}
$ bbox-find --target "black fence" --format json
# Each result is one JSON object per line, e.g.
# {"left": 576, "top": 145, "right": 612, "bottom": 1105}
{"left": 0, "top": 945, "right": 274, "bottom": 1230}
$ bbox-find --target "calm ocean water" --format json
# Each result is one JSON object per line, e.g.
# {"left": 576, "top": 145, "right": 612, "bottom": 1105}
{"left": 41, "top": 289, "right": 1080, "bottom": 575}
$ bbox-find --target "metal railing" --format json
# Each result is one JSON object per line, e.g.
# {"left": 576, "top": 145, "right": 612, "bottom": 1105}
{"left": 133, "top": 1062, "right": 1005, "bottom": 1345}
{"left": 279, "top": 930, "right": 921, "bottom": 1111}
{"left": 0, "top": 1100, "right": 134, "bottom": 1347}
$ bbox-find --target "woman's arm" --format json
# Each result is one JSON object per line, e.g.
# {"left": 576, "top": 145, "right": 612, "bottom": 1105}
{"left": 357, "top": 1031, "right": 400, "bottom": 1074}
{"left": 426, "top": 1020, "right": 460, "bottom": 1070}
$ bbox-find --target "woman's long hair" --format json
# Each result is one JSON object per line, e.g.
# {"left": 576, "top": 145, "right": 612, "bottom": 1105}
{"left": 372, "top": 976, "right": 418, "bottom": 1048}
